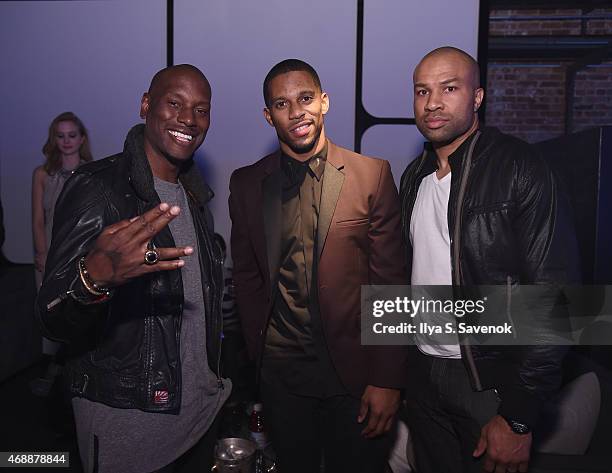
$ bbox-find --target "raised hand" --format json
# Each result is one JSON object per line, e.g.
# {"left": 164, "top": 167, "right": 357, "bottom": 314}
{"left": 84, "top": 203, "right": 192, "bottom": 288}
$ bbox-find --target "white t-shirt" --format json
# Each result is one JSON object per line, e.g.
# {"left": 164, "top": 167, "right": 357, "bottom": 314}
{"left": 410, "top": 171, "right": 461, "bottom": 358}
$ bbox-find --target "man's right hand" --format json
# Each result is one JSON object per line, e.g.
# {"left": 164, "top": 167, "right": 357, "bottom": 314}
{"left": 473, "top": 415, "right": 532, "bottom": 473}
{"left": 85, "top": 203, "right": 192, "bottom": 288}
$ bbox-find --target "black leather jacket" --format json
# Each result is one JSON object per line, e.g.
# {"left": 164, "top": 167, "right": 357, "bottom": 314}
{"left": 400, "top": 127, "right": 578, "bottom": 427}
{"left": 37, "top": 125, "right": 224, "bottom": 414}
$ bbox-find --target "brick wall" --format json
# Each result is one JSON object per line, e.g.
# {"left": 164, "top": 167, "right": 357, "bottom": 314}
{"left": 486, "top": 65, "right": 566, "bottom": 143}
{"left": 485, "top": 8, "right": 612, "bottom": 143}
{"left": 489, "top": 9, "right": 582, "bottom": 36}
{"left": 573, "top": 63, "right": 612, "bottom": 132}
{"left": 586, "top": 9, "right": 612, "bottom": 35}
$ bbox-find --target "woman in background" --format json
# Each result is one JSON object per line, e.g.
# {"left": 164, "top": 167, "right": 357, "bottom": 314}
{"left": 30, "top": 112, "right": 92, "bottom": 397}
{"left": 32, "top": 111, "right": 92, "bottom": 288}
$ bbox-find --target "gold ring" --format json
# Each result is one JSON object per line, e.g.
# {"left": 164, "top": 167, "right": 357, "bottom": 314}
{"left": 144, "top": 249, "right": 160, "bottom": 265}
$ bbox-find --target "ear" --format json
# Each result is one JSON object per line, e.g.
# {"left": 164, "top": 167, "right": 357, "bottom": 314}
{"left": 321, "top": 91, "right": 330, "bottom": 116}
{"left": 473, "top": 88, "right": 484, "bottom": 112}
{"left": 140, "top": 93, "right": 150, "bottom": 119}
{"left": 263, "top": 107, "right": 274, "bottom": 127}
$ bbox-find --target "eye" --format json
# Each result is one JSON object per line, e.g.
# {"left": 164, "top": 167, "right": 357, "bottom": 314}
{"left": 444, "top": 86, "right": 457, "bottom": 93}
{"left": 196, "top": 108, "right": 209, "bottom": 116}
{"left": 69, "top": 133, "right": 78, "bottom": 138}
{"left": 300, "top": 95, "right": 313, "bottom": 103}
{"left": 274, "top": 100, "right": 287, "bottom": 109}
{"left": 168, "top": 100, "right": 179, "bottom": 108}
{"left": 415, "top": 89, "right": 428, "bottom": 96}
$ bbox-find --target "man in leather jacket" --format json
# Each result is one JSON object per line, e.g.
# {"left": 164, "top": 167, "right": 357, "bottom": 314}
{"left": 400, "top": 47, "right": 577, "bottom": 473}
{"left": 37, "top": 65, "right": 230, "bottom": 473}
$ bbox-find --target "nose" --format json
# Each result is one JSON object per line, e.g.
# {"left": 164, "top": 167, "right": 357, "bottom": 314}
{"left": 177, "top": 107, "right": 195, "bottom": 126}
{"left": 288, "top": 102, "right": 305, "bottom": 121}
{"left": 425, "top": 90, "right": 442, "bottom": 112}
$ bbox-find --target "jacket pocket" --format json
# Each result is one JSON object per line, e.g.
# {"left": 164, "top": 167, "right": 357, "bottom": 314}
{"left": 467, "top": 201, "right": 515, "bottom": 215}
{"left": 335, "top": 217, "right": 369, "bottom": 228}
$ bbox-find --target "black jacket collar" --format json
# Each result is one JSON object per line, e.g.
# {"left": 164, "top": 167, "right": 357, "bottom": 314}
{"left": 421, "top": 126, "right": 502, "bottom": 172}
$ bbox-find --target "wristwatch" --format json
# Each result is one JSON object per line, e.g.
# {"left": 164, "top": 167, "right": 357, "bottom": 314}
{"left": 502, "top": 416, "right": 531, "bottom": 435}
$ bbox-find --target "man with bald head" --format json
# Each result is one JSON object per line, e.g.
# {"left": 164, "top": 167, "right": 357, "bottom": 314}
{"left": 400, "top": 47, "right": 575, "bottom": 472}
{"left": 38, "top": 65, "right": 230, "bottom": 473}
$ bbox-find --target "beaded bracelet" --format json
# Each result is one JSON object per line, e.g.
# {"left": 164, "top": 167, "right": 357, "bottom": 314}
{"left": 78, "top": 256, "right": 111, "bottom": 298}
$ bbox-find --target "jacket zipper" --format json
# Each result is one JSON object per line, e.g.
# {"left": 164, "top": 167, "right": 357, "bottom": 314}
{"left": 452, "top": 130, "right": 483, "bottom": 391}
{"left": 214, "top": 252, "right": 225, "bottom": 390}
{"left": 144, "top": 198, "right": 159, "bottom": 406}
{"left": 506, "top": 275, "right": 517, "bottom": 339}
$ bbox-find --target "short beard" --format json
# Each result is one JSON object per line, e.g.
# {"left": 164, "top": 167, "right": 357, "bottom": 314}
{"left": 279, "top": 126, "right": 322, "bottom": 156}
{"left": 417, "top": 120, "right": 472, "bottom": 147}
{"left": 417, "top": 121, "right": 461, "bottom": 146}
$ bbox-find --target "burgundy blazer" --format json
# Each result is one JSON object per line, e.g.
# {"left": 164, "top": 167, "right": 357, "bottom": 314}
{"left": 229, "top": 140, "right": 407, "bottom": 395}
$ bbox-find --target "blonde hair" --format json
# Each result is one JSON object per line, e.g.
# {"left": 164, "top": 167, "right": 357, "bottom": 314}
{"left": 42, "top": 112, "right": 93, "bottom": 174}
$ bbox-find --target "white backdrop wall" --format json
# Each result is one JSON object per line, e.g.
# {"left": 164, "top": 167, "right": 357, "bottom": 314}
{"left": 0, "top": 0, "right": 479, "bottom": 263}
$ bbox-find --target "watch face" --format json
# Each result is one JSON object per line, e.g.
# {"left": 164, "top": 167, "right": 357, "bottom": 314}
{"left": 510, "top": 420, "right": 530, "bottom": 434}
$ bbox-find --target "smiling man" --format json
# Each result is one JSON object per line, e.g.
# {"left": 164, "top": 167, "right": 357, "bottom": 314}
{"left": 229, "top": 59, "right": 408, "bottom": 473}
{"left": 37, "top": 65, "right": 230, "bottom": 473}
{"left": 400, "top": 47, "right": 577, "bottom": 473}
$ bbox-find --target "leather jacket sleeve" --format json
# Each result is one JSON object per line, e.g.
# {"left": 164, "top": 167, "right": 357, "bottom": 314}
{"left": 495, "top": 151, "right": 575, "bottom": 427}
{"left": 36, "top": 172, "right": 113, "bottom": 344}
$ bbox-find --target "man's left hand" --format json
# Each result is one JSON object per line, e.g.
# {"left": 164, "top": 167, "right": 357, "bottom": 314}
{"left": 357, "top": 385, "right": 400, "bottom": 438}
{"left": 473, "top": 415, "right": 532, "bottom": 473}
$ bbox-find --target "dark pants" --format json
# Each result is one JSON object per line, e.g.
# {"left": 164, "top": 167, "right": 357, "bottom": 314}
{"left": 151, "top": 417, "right": 219, "bottom": 473}
{"left": 221, "top": 330, "right": 256, "bottom": 404}
{"left": 404, "top": 351, "right": 499, "bottom": 473}
{"left": 261, "top": 380, "right": 392, "bottom": 473}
